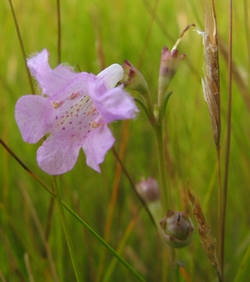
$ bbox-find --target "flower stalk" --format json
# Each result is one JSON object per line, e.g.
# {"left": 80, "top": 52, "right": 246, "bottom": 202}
{"left": 153, "top": 25, "right": 194, "bottom": 209}
{"left": 154, "top": 123, "right": 171, "bottom": 211}
{"left": 52, "top": 177, "right": 81, "bottom": 282}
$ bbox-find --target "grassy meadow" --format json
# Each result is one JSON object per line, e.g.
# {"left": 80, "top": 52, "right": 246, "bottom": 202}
{"left": 1, "top": 0, "right": 250, "bottom": 281}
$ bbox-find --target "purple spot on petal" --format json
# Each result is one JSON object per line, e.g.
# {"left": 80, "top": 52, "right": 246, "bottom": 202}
{"left": 62, "top": 127, "right": 65, "bottom": 130}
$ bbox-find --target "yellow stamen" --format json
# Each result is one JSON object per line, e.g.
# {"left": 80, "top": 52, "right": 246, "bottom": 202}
{"left": 52, "top": 101, "right": 63, "bottom": 108}
{"left": 70, "top": 92, "right": 80, "bottom": 100}
{"left": 91, "top": 121, "right": 101, "bottom": 128}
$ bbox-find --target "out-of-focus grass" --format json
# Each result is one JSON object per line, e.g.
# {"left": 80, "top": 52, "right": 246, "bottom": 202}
{"left": 1, "top": 0, "right": 250, "bottom": 281}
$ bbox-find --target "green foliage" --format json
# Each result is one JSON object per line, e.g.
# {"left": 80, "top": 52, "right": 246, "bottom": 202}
{"left": 1, "top": 0, "right": 250, "bottom": 281}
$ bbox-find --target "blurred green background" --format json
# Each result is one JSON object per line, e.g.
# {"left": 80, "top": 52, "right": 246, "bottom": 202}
{"left": 1, "top": 0, "right": 250, "bottom": 281}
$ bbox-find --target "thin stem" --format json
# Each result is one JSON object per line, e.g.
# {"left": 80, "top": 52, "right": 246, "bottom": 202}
{"left": 141, "top": 88, "right": 156, "bottom": 125}
{"left": 154, "top": 124, "right": 171, "bottom": 211}
{"left": 0, "top": 139, "right": 55, "bottom": 197}
{"left": 243, "top": 0, "right": 250, "bottom": 76}
{"left": 221, "top": 0, "right": 233, "bottom": 278}
{"left": 96, "top": 122, "right": 129, "bottom": 282}
{"left": 154, "top": 123, "right": 175, "bottom": 279}
{"left": 8, "top": 0, "right": 35, "bottom": 94}
{"left": 138, "top": 0, "right": 160, "bottom": 69}
{"left": 52, "top": 177, "right": 81, "bottom": 282}
{"left": 111, "top": 147, "right": 156, "bottom": 229}
{"left": 56, "top": 0, "right": 61, "bottom": 64}
{"left": 20, "top": 184, "right": 59, "bottom": 282}
{"left": 217, "top": 147, "right": 223, "bottom": 277}
{"left": 1, "top": 139, "right": 145, "bottom": 281}
{"left": 103, "top": 208, "right": 141, "bottom": 282}
{"left": 62, "top": 201, "right": 145, "bottom": 282}
{"left": 44, "top": 197, "right": 55, "bottom": 248}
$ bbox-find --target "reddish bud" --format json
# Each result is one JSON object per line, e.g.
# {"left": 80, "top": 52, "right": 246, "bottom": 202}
{"left": 136, "top": 177, "right": 160, "bottom": 203}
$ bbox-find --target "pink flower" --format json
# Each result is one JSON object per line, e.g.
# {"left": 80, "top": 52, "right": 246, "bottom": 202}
{"left": 15, "top": 49, "right": 138, "bottom": 175}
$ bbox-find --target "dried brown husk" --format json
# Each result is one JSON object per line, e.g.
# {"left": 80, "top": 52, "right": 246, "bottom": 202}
{"left": 202, "top": 0, "right": 220, "bottom": 148}
{"left": 188, "top": 187, "right": 222, "bottom": 280}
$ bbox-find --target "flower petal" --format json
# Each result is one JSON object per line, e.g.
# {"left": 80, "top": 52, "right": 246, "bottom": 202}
{"left": 28, "top": 49, "right": 89, "bottom": 101}
{"left": 15, "top": 95, "right": 53, "bottom": 143}
{"left": 82, "top": 125, "right": 115, "bottom": 172}
{"left": 88, "top": 79, "right": 138, "bottom": 123}
{"left": 37, "top": 135, "right": 80, "bottom": 175}
{"left": 97, "top": 64, "right": 124, "bottom": 88}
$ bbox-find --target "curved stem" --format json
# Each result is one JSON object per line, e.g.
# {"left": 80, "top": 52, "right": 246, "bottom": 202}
{"left": 62, "top": 201, "right": 145, "bottom": 282}
{"left": 154, "top": 119, "right": 175, "bottom": 273}
{"left": 154, "top": 123, "right": 171, "bottom": 212}
{"left": 52, "top": 177, "right": 81, "bottom": 282}
{"left": 56, "top": 0, "right": 61, "bottom": 64}
{"left": 8, "top": 0, "right": 35, "bottom": 94}
{"left": 0, "top": 139, "right": 144, "bottom": 281}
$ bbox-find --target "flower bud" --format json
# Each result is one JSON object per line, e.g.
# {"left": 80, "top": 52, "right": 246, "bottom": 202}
{"left": 136, "top": 177, "right": 160, "bottom": 203}
{"left": 160, "top": 210, "right": 194, "bottom": 248}
{"left": 120, "top": 60, "right": 149, "bottom": 94}
{"left": 136, "top": 178, "right": 163, "bottom": 228}
{"left": 158, "top": 47, "right": 185, "bottom": 104}
{"left": 120, "top": 60, "right": 156, "bottom": 123}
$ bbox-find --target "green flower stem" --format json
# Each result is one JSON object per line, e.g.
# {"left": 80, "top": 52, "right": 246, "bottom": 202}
{"left": 62, "top": 201, "right": 145, "bottom": 282}
{"left": 155, "top": 129, "right": 177, "bottom": 278}
{"left": 1, "top": 139, "right": 145, "bottom": 281}
{"left": 140, "top": 88, "right": 156, "bottom": 125}
{"left": 154, "top": 123, "right": 171, "bottom": 212}
{"left": 52, "top": 177, "right": 81, "bottom": 282}
{"left": 8, "top": 0, "right": 35, "bottom": 94}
